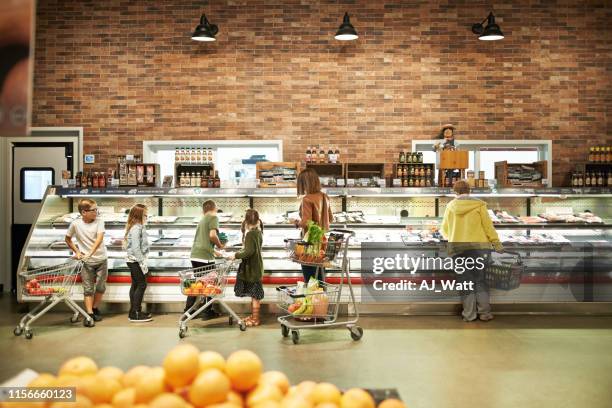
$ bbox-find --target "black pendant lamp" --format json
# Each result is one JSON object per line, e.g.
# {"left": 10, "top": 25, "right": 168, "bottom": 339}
{"left": 472, "top": 12, "right": 504, "bottom": 41}
{"left": 191, "top": 14, "right": 218, "bottom": 42}
{"left": 335, "top": 12, "right": 358, "bottom": 41}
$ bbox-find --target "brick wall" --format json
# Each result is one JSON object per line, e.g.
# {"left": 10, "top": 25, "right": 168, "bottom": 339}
{"left": 32, "top": 0, "right": 611, "bottom": 186}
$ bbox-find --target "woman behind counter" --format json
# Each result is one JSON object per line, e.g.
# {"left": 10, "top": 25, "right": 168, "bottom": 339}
{"left": 295, "top": 168, "right": 333, "bottom": 284}
{"left": 441, "top": 180, "right": 503, "bottom": 322}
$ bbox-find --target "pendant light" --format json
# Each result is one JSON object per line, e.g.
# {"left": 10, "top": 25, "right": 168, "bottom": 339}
{"left": 191, "top": 14, "right": 218, "bottom": 42}
{"left": 471, "top": 12, "right": 504, "bottom": 41}
{"left": 335, "top": 12, "right": 358, "bottom": 41}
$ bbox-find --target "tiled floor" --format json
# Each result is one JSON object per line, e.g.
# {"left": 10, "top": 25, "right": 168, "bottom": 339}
{"left": 1, "top": 299, "right": 611, "bottom": 408}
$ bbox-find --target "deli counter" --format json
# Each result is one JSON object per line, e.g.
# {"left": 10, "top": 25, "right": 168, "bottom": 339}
{"left": 17, "top": 186, "right": 612, "bottom": 307}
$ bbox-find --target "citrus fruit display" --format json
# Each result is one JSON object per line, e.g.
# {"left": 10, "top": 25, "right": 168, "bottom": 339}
{"left": 12, "top": 345, "right": 406, "bottom": 408}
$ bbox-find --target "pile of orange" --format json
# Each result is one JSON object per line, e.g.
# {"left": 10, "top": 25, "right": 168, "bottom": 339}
{"left": 8, "top": 345, "right": 406, "bottom": 408}
{"left": 183, "top": 282, "right": 222, "bottom": 296}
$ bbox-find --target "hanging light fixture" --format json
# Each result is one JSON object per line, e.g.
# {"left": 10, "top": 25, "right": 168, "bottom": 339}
{"left": 335, "top": 12, "right": 358, "bottom": 41}
{"left": 191, "top": 14, "right": 218, "bottom": 42}
{"left": 471, "top": 12, "right": 504, "bottom": 41}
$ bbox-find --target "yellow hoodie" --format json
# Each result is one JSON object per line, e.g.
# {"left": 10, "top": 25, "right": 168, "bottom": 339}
{"left": 441, "top": 196, "right": 503, "bottom": 251}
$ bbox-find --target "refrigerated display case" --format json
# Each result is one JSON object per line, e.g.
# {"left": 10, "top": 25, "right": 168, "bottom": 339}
{"left": 17, "top": 186, "right": 612, "bottom": 307}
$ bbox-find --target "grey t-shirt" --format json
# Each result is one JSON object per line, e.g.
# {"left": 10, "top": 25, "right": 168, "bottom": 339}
{"left": 66, "top": 218, "right": 107, "bottom": 263}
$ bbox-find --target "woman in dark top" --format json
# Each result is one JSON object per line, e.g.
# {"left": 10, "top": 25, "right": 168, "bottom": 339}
{"left": 231, "top": 209, "right": 264, "bottom": 327}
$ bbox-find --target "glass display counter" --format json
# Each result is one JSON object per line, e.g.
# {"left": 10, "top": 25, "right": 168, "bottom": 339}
{"left": 18, "top": 186, "right": 612, "bottom": 304}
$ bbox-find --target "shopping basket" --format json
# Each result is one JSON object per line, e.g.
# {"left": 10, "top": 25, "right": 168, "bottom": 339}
{"left": 485, "top": 251, "right": 524, "bottom": 290}
{"left": 178, "top": 260, "right": 246, "bottom": 338}
{"left": 14, "top": 260, "right": 94, "bottom": 340}
{"left": 278, "top": 229, "right": 362, "bottom": 344}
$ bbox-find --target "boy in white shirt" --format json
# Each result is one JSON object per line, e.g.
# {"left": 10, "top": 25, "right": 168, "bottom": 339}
{"left": 65, "top": 198, "right": 107, "bottom": 322}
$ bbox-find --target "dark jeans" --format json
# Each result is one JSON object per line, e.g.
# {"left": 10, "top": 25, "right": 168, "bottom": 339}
{"left": 127, "top": 262, "right": 147, "bottom": 314}
{"left": 302, "top": 264, "right": 325, "bottom": 285}
{"left": 185, "top": 260, "right": 215, "bottom": 312}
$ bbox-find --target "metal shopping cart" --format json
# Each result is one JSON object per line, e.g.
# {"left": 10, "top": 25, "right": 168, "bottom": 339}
{"left": 277, "top": 229, "right": 362, "bottom": 344}
{"left": 486, "top": 251, "right": 524, "bottom": 290}
{"left": 178, "top": 260, "right": 246, "bottom": 338}
{"left": 14, "top": 260, "right": 94, "bottom": 340}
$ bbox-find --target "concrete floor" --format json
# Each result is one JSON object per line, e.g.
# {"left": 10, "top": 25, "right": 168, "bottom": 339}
{"left": 1, "top": 299, "right": 611, "bottom": 408}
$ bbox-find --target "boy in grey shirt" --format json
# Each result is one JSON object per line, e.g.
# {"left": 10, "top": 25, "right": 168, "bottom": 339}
{"left": 65, "top": 198, "right": 107, "bottom": 322}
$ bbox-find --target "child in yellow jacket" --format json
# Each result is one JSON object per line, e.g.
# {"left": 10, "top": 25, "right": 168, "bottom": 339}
{"left": 441, "top": 180, "right": 503, "bottom": 322}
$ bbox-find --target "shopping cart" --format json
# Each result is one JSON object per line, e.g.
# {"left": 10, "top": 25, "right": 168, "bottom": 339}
{"left": 14, "top": 260, "right": 94, "bottom": 340}
{"left": 486, "top": 251, "right": 524, "bottom": 290}
{"left": 178, "top": 260, "right": 246, "bottom": 338}
{"left": 277, "top": 229, "right": 362, "bottom": 344}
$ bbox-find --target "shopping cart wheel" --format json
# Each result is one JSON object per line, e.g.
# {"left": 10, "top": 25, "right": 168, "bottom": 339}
{"left": 291, "top": 330, "right": 300, "bottom": 345}
{"left": 239, "top": 321, "right": 247, "bottom": 332}
{"left": 25, "top": 330, "right": 33, "bottom": 340}
{"left": 349, "top": 326, "right": 363, "bottom": 341}
{"left": 179, "top": 328, "right": 187, "bottom": 339}
{"left": 281, "top": 324, "right": 289, "bottom": 338}
{"left": 13, "top": 326, "right": 23, "bottom": 336}
{"left": 83, "top": 318, "right": 95, "bottom": 328}
{"left": 70, "top": 315, "right": 80, "bottom": 323}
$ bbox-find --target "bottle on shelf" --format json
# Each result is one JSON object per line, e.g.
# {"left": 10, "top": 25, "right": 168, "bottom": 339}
{"left": 99, "top": 172, "right": 106, "bottom": 188}
{"left": 75, "top": 172, "right": 82, "bottom": 188}
{"left": 585, "top": 172, "right": 591, "bottom": 187}
{"left": 214, "top": 171, "right": 221, "bottom": 188}
{"left": 207, "top": 172, "right": 214, "bottom": 188}
{"left": 318, "top": 146, "right": 325, "bottom": 163}
{"left": 607, "top": 172, "right": 612, "bottom": 187}
{"left": 207, "top": 148, "right": 213, "bottom": 163}
{"left": 606, "top": 147, "right": 611, "bottom": 163}
{"left": 328, "top": 146, "right": 334, "bottom": 163}
{"left": 92, "top": 172, "right": 99, "bottom": 188}
{"left": 335, "top": 147, "right": 340, "bottom": 163}
{"left": 417, "top": 152, "right": 423, "bottom": 163}
{"left": 399, "top": 151, "right": 405, "bottom": 164}
{"left": 175, "top": 147, "right": 180, "bottom": 163}
{"left": 597, "top": 171, "right": 604, "bottom": 187}
{"left": 306, "top": 146, "right": 311, "bottom": 163}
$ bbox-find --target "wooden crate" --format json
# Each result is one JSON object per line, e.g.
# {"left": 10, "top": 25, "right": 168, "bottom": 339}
{"left": 256, "top": 161, "right": 300, "bottom": 188}
{"left": 495, "top": 160, "right": 548, "bottom": 187}
{"left": 438, "top": 150, "right": 469, "bottom": 169}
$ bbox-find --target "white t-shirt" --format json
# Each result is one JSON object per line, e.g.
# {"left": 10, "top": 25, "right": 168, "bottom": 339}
{"left": 66, "top": 218, "right": 107, "bottom": 263}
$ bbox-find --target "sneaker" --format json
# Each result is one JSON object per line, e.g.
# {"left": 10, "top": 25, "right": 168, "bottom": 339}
{"left": 129, "top": 312, "right": 153, "bottom": 322}
{"left": 89, "top": 313, "right": 102, "bottom": 322}
{"left": 479, "top": 313, "right": 495, "bottom": 322}
{"left": 92, "top": 308, "right": 102, "bottom": 318}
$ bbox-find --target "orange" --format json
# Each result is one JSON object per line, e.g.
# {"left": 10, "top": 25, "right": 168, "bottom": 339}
{"left": 340, "top": 389, "right": 375, "bottom": 408}
{"left": 97, "top": 366, "right": 124, "bottom": 383}
{"left": 80, "top": 375, "right": 122, "bottom": 404}
{"left": 227, "top": 390, "right": 244, "bottom": 406}
{"left": 378, "top": 399, "right": 407, "bottom": 408}
{"left": 188, "top": 368, "right": 231, "bottom": 407}
{"left": 280, "top": 398, "right": 313, "bottom": 408}
{"left": 49, "top": 394, "right": 93, "bottom": 408}
{"left": 315, "top": 404, "right": 339, "bottom": 408}
{"left": 208, "top": 403, "right": 243, "bottom": 408}
{"left": 288, "top": 381, "right": 316, "bottom": 401}
{"left": 259, "top": 371, "right": 290, "bottom": 394}
{"left": 225, "top": 350, "right": 263, "bottom": 392}
{"left": 58, "top": 356, "right": 98, "bottom": 377}
{"left": 92, "top": 404, "right": 113, "bottom": 408}
{"left": 134, "top": 367, "right": 167, "bottom": 403}
{"left": 252, "top": 402, "right": 282, "bottom": 408}
{"left": 149, "top": 392, "right": 189, "bottom": 408}
{"left": 198, "top": 350, "right": 226, "bottom": 373}
{"left": 163, "top": 344, "right": 200, "bottom": 389}
{"left": 247, "top": 384, "right": 283, "bottom": 406}
{"left": 122, "top": 365, "right": 150, "bottom": 388}
{"left": 27, "top": 373, "right": 57, "bottom": 388}
{"left": 311, "top": 383, "right": 341, "bottom": 405}
{"left": 111, "top": 387, "right": 136, "bottom": 408}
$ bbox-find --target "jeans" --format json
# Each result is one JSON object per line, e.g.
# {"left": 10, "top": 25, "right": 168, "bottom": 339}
{"left": 302, "top": 264, "right": 325, "bottom": 285}
{"left": 454, "top": 249, "right": 491, "bottom": 320}
{"left": 127, "top": 262, "right": 147, "bottom": 314}
{"left": 185, "top": 260, "right": 215, "bottom": 312}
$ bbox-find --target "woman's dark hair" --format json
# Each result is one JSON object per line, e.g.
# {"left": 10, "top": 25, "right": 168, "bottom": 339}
{"left": 437, "top": 125, "right": 454, "bottom": 139}
{"left": 297, "top": 168, "right": 322, "bottom": 195}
